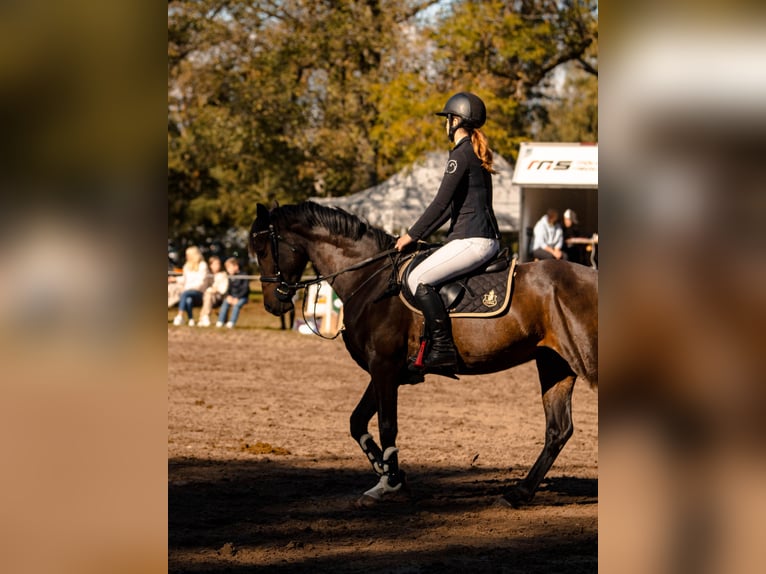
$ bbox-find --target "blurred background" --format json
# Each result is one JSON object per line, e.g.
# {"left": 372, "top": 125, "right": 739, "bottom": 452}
{"left": 0, "top": 1, "right": 166, "bottom": 573}
{"left": 599, "top": 3, "right": 766, "bottom": 573}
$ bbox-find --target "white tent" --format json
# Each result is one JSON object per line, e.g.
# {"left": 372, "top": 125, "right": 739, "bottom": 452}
{"left": 312, "top": 152, "right": 519, "bottom": 235}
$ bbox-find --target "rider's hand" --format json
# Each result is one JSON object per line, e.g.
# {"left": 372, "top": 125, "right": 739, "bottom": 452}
{"left": 395, "top": 233, "right": 413, "bottom": 251}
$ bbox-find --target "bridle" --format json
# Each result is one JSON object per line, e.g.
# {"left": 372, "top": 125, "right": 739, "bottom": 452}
{"left": 253, "top": 224, "right": 399, "bottom": 305}
{"left": 253, "top": 224, "right": 305, "bottom": 303}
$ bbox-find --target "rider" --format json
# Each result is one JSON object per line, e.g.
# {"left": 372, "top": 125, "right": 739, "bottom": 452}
{"left": 395, "top": 92, "right": 501, "bottom": 371}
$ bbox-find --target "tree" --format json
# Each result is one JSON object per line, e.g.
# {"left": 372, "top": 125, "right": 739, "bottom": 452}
{"left": 534, "top": 62, "right": 597, "bottom": 142}
{"left": 424, "top": 0, "right": 598, "bottom": 159}
{"left": 168, "top": 1, "right": 598, "bottom": 242}
{"left": 168, "top": 1, "right": 443, "bottom": 241}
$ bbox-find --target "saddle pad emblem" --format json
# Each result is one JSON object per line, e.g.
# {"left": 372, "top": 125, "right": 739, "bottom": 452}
{"left": 482, "top": 289, "right": 498, "bottom": 308}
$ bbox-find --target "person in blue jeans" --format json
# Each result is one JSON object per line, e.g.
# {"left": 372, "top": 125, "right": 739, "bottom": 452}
{"left": 216, "top": 258, "right": 250, "bottom": 328}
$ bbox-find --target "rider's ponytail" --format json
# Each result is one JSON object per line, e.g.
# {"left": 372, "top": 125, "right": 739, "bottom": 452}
{"left": 470, "top": 128, "right": 495, "bottom": 174}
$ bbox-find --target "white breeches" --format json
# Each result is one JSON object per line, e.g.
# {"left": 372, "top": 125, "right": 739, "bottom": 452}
{"left": 407, "top": 237, "right": 499, "bottom": 295}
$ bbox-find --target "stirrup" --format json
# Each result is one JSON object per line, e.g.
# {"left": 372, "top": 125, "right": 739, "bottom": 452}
{"left": 422, "top": 357, "right": 457, "bottom": 371}
{"left": 428, "top": 366, "right": 460, "bottom": 380}
{"left": 407, "top": 356, "right": 459, "bottom": 379}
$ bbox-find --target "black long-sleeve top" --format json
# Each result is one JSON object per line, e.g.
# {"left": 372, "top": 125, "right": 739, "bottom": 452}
{"left": 227, "top": 276, "right": 250, "bottom": 299}
{"left": 407, "top": 136, "right": 500, "bottom": 242}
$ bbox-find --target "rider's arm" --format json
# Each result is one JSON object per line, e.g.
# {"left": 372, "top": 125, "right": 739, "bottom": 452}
{"left": 407, "top": 150, "right": 468, "bottom": 241}
{"left": 395, "top": 233, "right": 413, "bottom": 251}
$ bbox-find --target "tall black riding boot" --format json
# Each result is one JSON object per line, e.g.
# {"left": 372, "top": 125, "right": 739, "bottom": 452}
{"left": 414, "top": 283, "right": 457, "bottom": 369}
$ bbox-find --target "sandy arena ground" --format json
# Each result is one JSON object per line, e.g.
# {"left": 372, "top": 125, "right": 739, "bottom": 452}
{"left": 169, "top": 326, "right": 598, "bottom": 573}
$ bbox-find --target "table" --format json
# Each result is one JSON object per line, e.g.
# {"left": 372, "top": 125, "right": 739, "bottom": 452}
{"left": 565, "top": 234, "right": 599, "bottom": 269}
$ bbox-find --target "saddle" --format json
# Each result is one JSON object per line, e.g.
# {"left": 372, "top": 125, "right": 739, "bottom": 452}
{"left": 398, "top": 245, "right": 517, "bottom": 318}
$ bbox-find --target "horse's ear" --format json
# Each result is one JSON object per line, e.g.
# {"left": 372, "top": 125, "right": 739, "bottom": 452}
{"left": 256, "top": 203, "right": 270, "bottom": 222}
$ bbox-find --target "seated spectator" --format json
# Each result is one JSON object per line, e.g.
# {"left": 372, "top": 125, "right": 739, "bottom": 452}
{"left": 217, "top": 258, "right": 250, "bottom": 329}
{"left": 172, "top": 246, "right": 211, "bottom": 326}
{"left": 197, "top": 256, "right": 229, "bottom": 327}
{"left": 168, "top": 277, "right": 183, "bottom": 309}
{"left": 167, "top": 254, "right": 185, "bottom": 308}
{"left": 531, "top": 208, "right": 567, "bottom": 261}
{"left": 562, "top": 209, "right": 586, "bottom": 265}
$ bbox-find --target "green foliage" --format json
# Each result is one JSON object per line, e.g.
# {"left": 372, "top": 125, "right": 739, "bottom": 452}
{"left": 168, "top": 0, "right": 597, "bottom": 242}
{"left": 427, "top": 0, "right": 597, "bottom": 159}
{"left": 535, "top": 64, "right": 598, "bottom": 142}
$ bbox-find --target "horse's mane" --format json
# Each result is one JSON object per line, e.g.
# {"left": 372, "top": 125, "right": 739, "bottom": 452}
{"left": 273, "top": 202, "right": 395, "bottom": 251}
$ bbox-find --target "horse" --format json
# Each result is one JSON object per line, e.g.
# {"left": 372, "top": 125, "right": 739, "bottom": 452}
{"left": 250, "top": 201, "right": 598, "bottom": 507}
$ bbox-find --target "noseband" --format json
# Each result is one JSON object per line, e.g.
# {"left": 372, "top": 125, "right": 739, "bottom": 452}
{"left": 253, "top": 224, "right": 304, "bottom": 302}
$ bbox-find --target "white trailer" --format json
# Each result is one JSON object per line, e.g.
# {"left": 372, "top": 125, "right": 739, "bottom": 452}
{"left": 511, "top": 142, "right": 598, "bottom": 263}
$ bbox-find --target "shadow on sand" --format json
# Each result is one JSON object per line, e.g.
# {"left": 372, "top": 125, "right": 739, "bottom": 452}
{"left": 169, "top": 456, "right": 596, "bottom": 573}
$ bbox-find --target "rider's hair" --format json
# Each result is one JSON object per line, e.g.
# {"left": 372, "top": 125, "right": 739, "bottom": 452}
{"left": 470, "top": 128, "right": 495, "bottom": 174}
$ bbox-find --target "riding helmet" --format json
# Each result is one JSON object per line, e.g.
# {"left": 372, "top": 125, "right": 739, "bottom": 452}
{"left": 435, "top": 92, "right": 486, "bottom": 129}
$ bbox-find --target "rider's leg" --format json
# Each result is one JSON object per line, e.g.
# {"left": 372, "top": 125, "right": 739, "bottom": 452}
{"left": 414, "top": 283, "right": 457, "bottom": 368}
{"left": 406, "top": 237, "right": 499, "bottom": 295}
{"left": 407, "top": 238, "right": 498, "bottom": 369}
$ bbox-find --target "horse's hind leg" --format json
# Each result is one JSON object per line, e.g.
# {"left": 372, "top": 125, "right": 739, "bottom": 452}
{"left": 503, "top": 347, "right": 576, "bottom": 507}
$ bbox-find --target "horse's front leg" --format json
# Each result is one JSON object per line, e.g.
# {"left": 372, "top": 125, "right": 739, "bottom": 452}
{"left": 350, "top": 380, "right": 386, "bottom": 475}
{"left": 350, "top": 374, "right": 406, "bottom": 505}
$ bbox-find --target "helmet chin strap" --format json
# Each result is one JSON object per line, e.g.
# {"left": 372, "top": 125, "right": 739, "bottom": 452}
{"left": 448, "top": 114, "right": 462, "bottom": 143}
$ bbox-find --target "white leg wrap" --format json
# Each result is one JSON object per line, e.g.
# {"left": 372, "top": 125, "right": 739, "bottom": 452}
{"left": 382, "top": 446, "right": 399, "bottom": 459}
{"left": 359, "top": 433, "right": 385, "bottom": 475}
{"left": 381, "top": 446, "right": 399, "bottom": 473}
{"left": 362, "top": 474, "right": 402, "bottom": 501}
{"left": 359, "top": 433, "right": 373, "bottom": 449}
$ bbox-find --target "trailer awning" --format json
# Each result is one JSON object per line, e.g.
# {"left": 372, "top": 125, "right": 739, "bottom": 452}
{"left": 512, "top": 143, "right": 598, "bottom": 188}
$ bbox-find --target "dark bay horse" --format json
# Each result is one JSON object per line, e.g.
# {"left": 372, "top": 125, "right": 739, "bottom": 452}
{"left": 250, "top": 202, "right": 597, "bottom": 506}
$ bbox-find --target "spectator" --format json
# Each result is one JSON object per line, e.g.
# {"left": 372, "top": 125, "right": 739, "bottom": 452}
{"left": 562, "top": 209, "right": 586, "bottom": 265}
{"left": 216, "top": 258, "right": 250, "bottom": 329}
{"left": 531, "top": 208, "right": 567, "bottom": 261}
{"left": 168, "top": 265, "right": 183, "bottom": 309}
{"left": 197, "top": 256, "right": 229, "bottom": 327}
{"left": 172, "top": 246, "right": 210, "bottom": 326}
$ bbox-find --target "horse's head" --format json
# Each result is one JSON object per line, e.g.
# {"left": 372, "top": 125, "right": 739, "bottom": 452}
{"left": 250, "top": 203, "right": 309, "bottom": 316}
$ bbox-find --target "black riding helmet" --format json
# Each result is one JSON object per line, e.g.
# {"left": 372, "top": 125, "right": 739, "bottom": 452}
{"left": 435, "top": 92, "right": 486, "bottom": 141}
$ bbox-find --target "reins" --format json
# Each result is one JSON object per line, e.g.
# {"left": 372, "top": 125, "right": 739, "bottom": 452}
{"left": 252, "top": 226, "right": 400, "bottom": 339}
{"left": 299, "top": 250, "right": 398, "bottom": 340}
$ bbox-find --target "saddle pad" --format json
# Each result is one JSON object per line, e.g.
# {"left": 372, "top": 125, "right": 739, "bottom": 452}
{"left": 399, "top": 257, "right": 517, "bottom": 318}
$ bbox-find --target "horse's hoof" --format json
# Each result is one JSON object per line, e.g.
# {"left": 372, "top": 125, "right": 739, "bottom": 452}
{"left": 354, "top": 494, "right": 379, "bottom": 509}
{"left": 496, "top": 494, "right": 522, "bottom": 508}
{"left": 499, "top": 487, "right": 533, "bottom": 508}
